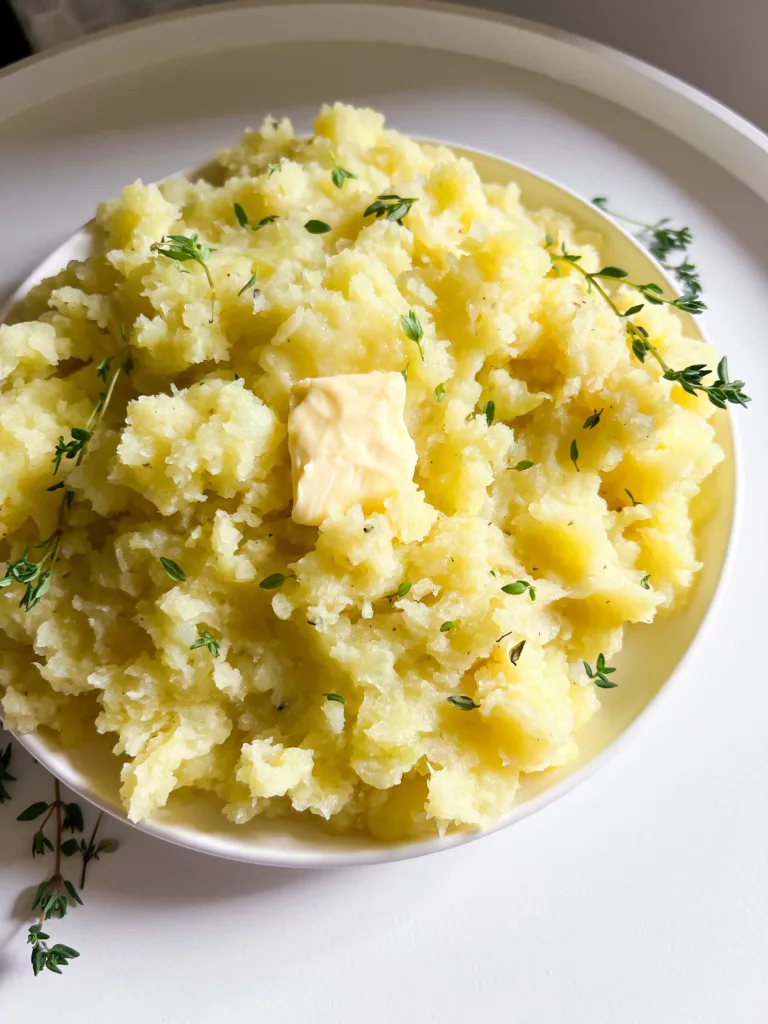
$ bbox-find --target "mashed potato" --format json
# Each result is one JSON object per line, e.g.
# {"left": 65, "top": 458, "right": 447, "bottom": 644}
{"left": 0, "top": 105, "right": 723, "bottom": 839}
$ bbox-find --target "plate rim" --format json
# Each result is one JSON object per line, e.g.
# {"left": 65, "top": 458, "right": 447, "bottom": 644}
{"left": 0, "top": 0, "right": 766, "bottom": 200}
{"left": 3, "top": 135, "right": 741, "bottom": 866}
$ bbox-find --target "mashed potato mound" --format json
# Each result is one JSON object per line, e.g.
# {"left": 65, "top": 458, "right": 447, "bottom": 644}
{"left": 0, "top": 105, "right": 723, "bottom": 839}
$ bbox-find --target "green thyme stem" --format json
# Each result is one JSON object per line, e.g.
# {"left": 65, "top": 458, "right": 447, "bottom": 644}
{"left": 46, "top": 781, "right": 63, "bottom": 902}
{"left": 548, "top": 247, "right": 749, "bottom": 407}
{"left": 592, "top": 205, "right": 655, "bottom": 232}
{"left": 85, "top": 352, "right": 127, "bottom": 436}
{"left": 551, "top": 254, "right": 669, "bottom": 370}
{"left": 80, "top": 811, "right": 104, "bottom": 889}
{"left": 38, "top": 802, "right": 57, "bottom": 834}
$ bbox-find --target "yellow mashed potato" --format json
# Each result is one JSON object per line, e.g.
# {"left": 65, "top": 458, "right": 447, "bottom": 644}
{"left": 0, "top": 105, "right": 722, "bottom": 839}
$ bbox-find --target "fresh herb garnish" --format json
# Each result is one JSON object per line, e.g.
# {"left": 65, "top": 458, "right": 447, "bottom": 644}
{"left": 52, "top": 428, "right": 91, "bottom": 474}
{"left": 234, "top": 205, "right": 279, "bottom": 232}
{"left": 446, "top": 695, "right": 479, "bottom": 710}
{"left": 95, "top": 357, "right": 111, "bottom": 382}
{"left": 159, "top": 557, "right": 186, "bottom": 582}
{"left": 1, "top": 489, "right": 73, "bottom": 610}
{"left": 305, "top": 219, "right": 332, "bottom": 234}
{"left": 641, "top": 574, "right": 651, "bottom": 590}
{"left": 400, "top": 310, "right": 424, "bottom": 360}
{"left": 592, "top": 197, "right": 702, "bottom": 299}
{"left": 53, "top": 328, "right": 134, "bottom": 478}
{"left": 583, "top": 653, "right": 617, "bottom": 689}
{"left": 583, "top": 409, "right": 603, "bottom": 430}
{"left": 508, "top": 639, "right": 526, "bottom": 666}
{"left": 267, "top": 163, "right": 281, "bottom": 177}
{"left": 0, "top": 743, "right": 14, "bottom": 803}
{"left": 548, "top": 240, "right": 749, "bottom": 410}
{"left": 190, "top": 628, "right": 221, "bottom": 658}
{"left": 387, "top": 581, "right": 412, "bottom": 601}
{"left": 440, "top": 620, "right": 457, "bottom": 633}
{"left": 570, "top": 439, "right": 580, "bottom": 472}
{"left": 483, "top": 400, "right": 495, "bottom": 427}
{"left": 513, "top": 460, "right": 535, "bottom": 472}
{"left": 259, "top": 572, "right": 293, "bottom": 590}
{"left": 324, "top": 693, "right": 346, "bottom": 705}
{"left": 150, "top": 233, "right": 216, "bottom": 321}
{"left": 434, "top": 383, "right": 446, "bottom": 402}
{"left": 364, "top": 194, "right": 418, "bottom": 224}
{"left": 501, "top": 580, "right": 536, "bottom": 602}
{"left": 238, "top": 273, "right": 257, "bottom": 297}
{"left": 331, "top": 161, "right": 356, "bottom": 189}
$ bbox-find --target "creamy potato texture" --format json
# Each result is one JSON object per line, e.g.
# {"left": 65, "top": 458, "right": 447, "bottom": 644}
{"left": 0, "top": 105, "right": 723, "bottom": 839}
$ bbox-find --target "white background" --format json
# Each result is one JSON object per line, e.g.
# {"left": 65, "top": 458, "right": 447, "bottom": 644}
{"left": 1, "top": 3, "right": 768, "bottom": 1021}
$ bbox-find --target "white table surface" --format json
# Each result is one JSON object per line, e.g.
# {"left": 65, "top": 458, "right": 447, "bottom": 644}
{"left": 1, "top": 4, "right": 768, "bottom": 1021}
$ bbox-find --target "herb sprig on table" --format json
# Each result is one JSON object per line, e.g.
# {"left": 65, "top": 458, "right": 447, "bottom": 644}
{"left": 0, "top": 742, "right": 14, "bottom": 803}
{"left": 13, "top": 778, "right": 118, "bottom": 976}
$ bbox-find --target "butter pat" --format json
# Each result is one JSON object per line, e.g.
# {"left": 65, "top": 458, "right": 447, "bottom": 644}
{"left": 288, "top": 371, "right": 417, "bottom": 525}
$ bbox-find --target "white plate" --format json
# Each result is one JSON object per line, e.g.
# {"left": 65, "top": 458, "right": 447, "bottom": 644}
{"left": 1, "top": 1, "right": 766, "bottom": 869}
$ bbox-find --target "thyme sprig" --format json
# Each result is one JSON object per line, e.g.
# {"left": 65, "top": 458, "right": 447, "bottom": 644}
{"left": 4, "top": 331, "right": 135, "bottom": 612}
{"left": 53, "top": 334, "right": 132, "bottom": 474}
{"left": 592, "top": 197, "right": 701, "bottom": 298}
{"left": 400, "top": 310, "right": 424, "bottom": 360}
{"left": 20, "top": 781, "right": 82, "bottom": 975}
{"left": 15, "top": 779, "right": 118, "bottom": 976}
{"left": 548, "top": 241, "right": 749, "bottom": 410}
{"left": 364, "top": 194, "right": 418, "bottom": 224}
{"left": 190, "top": 628, "right": 221, "bottom": 658}
{"left": 583, "top": 653, "right": 617, "bottom": 689}
{"left": 233, "top": 204, "right": 278, "bottom": 232}
{"left": 27, "top": 926, "right": 79, "bottom": 977}
{"left": 0, "top": 742, "right": 14, "bottom": 802}
{"left": 331, "top": 159, "right": 356, "bottom": 189}
{"left": 150, "top": 233, "right": 216, "bottom": 321}
{"left": 78, "top": 811, "right": 119, "bottom": 889}
{"left": 0, "top": 488, "right": 73, "bottom": 610}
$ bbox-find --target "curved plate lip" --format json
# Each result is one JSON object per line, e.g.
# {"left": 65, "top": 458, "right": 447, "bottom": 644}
{"left": 3, "top": 137, "right": 743, "bottom": 867}
{"left": 0, "top": 0, "right": 766, "bottom": 200}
